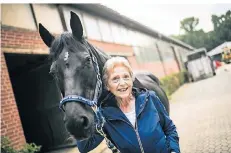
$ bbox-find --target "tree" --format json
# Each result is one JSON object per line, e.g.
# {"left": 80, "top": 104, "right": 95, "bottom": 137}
{"left": 211, "top": 10, "right": 231, "bottom": 43}
{"left": 171, "top": 10, "right": 231, "bottom": 51}
{"left": 180, "top": 17, "right": 199, "bottom": 33}
{"left": 212, "top": 10, "right": 231, "bottom": 30}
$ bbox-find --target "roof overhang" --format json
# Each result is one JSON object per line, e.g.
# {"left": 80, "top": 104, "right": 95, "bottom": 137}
{"left": 65, "top": 4, "right": 195, "bottom": 51}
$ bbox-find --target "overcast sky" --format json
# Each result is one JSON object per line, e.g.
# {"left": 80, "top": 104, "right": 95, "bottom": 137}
{"left": 103, "top": 3, "right": 231, "bottom": 36}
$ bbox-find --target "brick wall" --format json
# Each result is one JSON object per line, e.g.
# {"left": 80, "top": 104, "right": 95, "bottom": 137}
{"left": 1, "top": 52, "right": 26, "bottom": 150}
{"left": 1, "top": 25, "right": 48, "bottom": 52}
{"left": 163, "top": 60, "right": 180, "bottom": 75}
{"left": 1, "top": 25, "right": 48, "bottom": 150}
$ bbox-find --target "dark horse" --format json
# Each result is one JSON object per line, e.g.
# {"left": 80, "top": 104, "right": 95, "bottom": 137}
{"left": 39, "top": 11, "right": 169, "bottom": 141}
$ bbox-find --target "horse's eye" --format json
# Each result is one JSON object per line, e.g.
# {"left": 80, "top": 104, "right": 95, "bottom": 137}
{"left": 86, "top": 56, "right": 91, "bottom": 64}
{"left": 65, "top": 62, "right": 69, "bottom": 68}
{"left": 87, "top": 57, "right": 91, "bottom": 61}
{"left": 49, "top": 70, "right": 56, "bottom": 77}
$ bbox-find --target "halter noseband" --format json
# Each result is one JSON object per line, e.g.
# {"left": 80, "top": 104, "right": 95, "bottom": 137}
{"left": 58, "top": 39, "right": 120, "bottom": 153}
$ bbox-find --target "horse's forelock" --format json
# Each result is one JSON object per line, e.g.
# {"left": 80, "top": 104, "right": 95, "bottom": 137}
{"left": 49, "top": 32, "right": 82, "bottom": 61}
{"left": 49, "top": 35, "right": 64, "bottom": 61}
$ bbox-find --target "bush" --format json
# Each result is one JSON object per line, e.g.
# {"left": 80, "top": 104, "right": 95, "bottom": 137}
{"left": 19, "top": 143, "right": 41, "bottom": 153}
{"left": 1, "top": 136, "right": 17, "bottom": 153}
{"left": 1, "top": 136, "right": 41, "bottom": 153}
{"left": 160, "top": 71, "right": 186, "bottom": 98}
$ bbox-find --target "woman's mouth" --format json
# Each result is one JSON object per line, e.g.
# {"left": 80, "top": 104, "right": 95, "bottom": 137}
{"left": 118, "top": 87, "right": 128, "bottom": 92}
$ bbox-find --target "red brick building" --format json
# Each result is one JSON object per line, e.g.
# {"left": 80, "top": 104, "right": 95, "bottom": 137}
{"left": 1, "top": 4, "right": 194, "bottom": 152}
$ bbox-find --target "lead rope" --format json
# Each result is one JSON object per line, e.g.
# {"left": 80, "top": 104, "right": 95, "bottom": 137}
{"left": 95, "top": 108, "right": 120, "bottom": 153}
{"left": 84, "top": 40, "right": 120, "bottom": 153}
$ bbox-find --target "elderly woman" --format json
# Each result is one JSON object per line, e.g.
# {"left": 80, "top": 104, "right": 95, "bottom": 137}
{"left": 77, "top": 57, "right": 180, "bottom": 153}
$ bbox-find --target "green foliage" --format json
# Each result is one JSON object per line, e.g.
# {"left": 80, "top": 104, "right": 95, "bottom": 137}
{"left": 1, "top": 136, "right": 17, "bottom": 153}
{"left": 160, "top": 71, "right": 186, "bottom": 98}
{"left": 19, "top": 143, "right": 41, "bottom": 153}
{"left": 1, "top": 136, "right": 41, "bottom": 153}
{"left": 172, "top": 10, "right": 231, "bottom": 51}
{"left": 180, "top": 17, "right": 199, "bottom": 33}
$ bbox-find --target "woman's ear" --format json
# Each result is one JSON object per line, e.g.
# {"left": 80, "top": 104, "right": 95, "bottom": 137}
{"left": 105, "top": 84, "right": 110, "bottom": 91}
{"left": 106, "top": 85, "right": 110, "bottom": 91}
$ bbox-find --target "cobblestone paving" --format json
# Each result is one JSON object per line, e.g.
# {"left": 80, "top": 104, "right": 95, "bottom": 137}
{"left": 170, "top": 64, "right": 231, "bottom": 153}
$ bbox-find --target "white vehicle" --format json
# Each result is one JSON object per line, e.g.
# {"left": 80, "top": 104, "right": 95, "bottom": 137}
{"left": 186, "top": 48, "right": 216, "bottom": 82}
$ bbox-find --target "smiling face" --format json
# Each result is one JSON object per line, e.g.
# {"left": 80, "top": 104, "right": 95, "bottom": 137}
{"left": 107, "top": 65, "right": 133, "bottom": 99}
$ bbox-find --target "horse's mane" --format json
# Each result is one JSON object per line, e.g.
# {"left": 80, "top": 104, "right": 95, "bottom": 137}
{"left": 85, "top": 41, "right": 111, "bottom": 73}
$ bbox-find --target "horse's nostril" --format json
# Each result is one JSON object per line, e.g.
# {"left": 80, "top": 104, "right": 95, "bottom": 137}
{"left": 81, "top": 116, "right": 89, "bottom": 129}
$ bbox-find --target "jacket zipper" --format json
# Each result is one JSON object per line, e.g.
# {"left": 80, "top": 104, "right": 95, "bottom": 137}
{"left": 134, "top": 94, "right": 149, "bottom": 153}
{"left": 106, "top": 93, "right": 149, "bottom": 153}
{"left": 133, "top": 118, "right": 145, "bottom": 153}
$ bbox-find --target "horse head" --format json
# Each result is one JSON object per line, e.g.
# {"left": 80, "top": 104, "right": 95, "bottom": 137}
{"left": 39, "top": 11, "right": 100, "bottom": 140}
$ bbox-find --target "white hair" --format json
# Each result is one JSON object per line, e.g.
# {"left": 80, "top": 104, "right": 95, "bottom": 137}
{"left": 102, "top": 56, "right": 134, "bottom": 86}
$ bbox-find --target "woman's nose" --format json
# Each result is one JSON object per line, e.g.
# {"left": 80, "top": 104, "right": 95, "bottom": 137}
{"left": 119, "top": 78, "right": 126, "bottom": 85}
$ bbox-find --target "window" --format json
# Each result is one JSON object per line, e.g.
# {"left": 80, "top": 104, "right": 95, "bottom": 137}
{"left": 147, "top": 36, "right": 157, "bottom": 48}
{"left": 134, "top": 46, "right": 161, "bottom": 64}
{"left": 33, "top": 4, "right": 63, "bottom": 33}
{"left": 98, "top": 18, "right": 114, "bottom": 43}
{"left": 120, "top": 26, "right": 130, "bottom": 45}
{"left": 83, "top": 13, "right": 101, "bottom": 40}
{"left": 149, "top": 47, "right": 161, "bottom": 62}
{"left": 138, "top": 32, "right": 147, "bottom": 47}
{"left": 163, "top": 48, "right": 175, "bottom": 61}
{"left": 133, "top": 46, "right": 142, "bottom": 63}
{"left": 110, "top": 22, "right": 123, "bottom": 44}
{"left": 2, "top": 4, "right": 37, "bottom": 30}
{"left": 127, "top": 29, "right": 137, "bottom": 46}
{"left": 158, "top": 41, "right": 175, "bottom": 62}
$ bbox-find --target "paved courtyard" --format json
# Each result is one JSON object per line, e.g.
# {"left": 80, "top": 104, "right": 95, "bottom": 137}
{"left": 170, "top": 64, "right": 231, "bottom": 153}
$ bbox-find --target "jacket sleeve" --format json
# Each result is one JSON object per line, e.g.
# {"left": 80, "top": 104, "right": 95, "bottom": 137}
{"left": 76, "top": 132, "right": 104, "bottom": 153}
{"left": 149, "top": 91, "right": 180, "bottom": 153}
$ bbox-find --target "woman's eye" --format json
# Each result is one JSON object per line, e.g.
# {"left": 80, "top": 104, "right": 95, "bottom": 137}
{"left": 83, "top": 57, "right": 91, "bottom": 68}
{"left": 112, "top": 77, "right": 119, "bottom": 83}
{"left": 123, "top": 75, "right": 130, "bottom": 79}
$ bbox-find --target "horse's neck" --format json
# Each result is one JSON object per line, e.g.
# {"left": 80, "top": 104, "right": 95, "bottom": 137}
{"left": 88, "top": 42, "right": 110, "bottom": 75}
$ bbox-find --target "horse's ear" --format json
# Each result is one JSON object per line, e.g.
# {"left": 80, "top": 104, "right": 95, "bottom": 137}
{"left": 70, "top": 11, "right": 83, "bottom": 40}
{"left": 39, "top": 23, "right": 55, "bottom": 48}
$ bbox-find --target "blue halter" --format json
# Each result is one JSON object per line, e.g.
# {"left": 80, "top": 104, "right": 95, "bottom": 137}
{"left": 59, "top": 95, "right": 97, "bottom": 112}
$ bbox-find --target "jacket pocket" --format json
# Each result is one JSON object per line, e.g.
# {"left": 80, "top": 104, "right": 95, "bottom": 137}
{"left": 155, "top": 136, "right": 170, "bottom": 153}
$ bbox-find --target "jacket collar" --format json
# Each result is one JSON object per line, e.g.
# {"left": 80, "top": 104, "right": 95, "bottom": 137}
{"left": 101, "top": 87, "right": 149, "bottom": 122}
